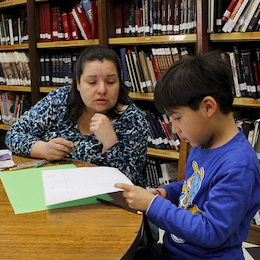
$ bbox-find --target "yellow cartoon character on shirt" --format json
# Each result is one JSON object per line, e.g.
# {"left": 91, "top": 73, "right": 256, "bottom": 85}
{"left": 179, "top": 160, "right": 204, "bottom": 211}
{"left": 171, "top": 161, "right": 204, "bottom": 243}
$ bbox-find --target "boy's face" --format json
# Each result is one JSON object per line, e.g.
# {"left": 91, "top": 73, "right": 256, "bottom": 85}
{"left": 169, "top": 104, "right": 211, "bottom": 148}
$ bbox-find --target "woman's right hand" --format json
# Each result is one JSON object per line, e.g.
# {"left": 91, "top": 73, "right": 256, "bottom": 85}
{"left": 30, "top": 138, "right": 75, "bottom": 160}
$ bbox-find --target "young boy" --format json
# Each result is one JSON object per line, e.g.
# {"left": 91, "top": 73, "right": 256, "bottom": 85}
{"left": 115, "top": 52, "right": 260, "bottom": 259}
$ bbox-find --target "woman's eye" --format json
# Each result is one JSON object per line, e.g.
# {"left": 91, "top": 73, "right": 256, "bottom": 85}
{"left": 88, "top": 81, "right": 96, "bottom": 85}
{"left": 175, "top": 117, "right": 181, "bottom": 121}
{"left": 107, "top": 81, "right": 115, "bottom": 84}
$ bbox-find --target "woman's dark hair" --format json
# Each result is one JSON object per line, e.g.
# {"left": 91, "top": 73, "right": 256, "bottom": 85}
{"left": 67, "top": 46, "right": 130, "bottom": 120}
{"left": 154, "top": 51, "right": 234, "bottom": 115}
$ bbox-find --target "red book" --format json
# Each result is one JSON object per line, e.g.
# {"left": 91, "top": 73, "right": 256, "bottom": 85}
{"left": 72, "top": 3, "right": 93, "bottom": 39}
{"left": 115, "top": 3, "right": 123, "bottom": 37}
{"left": 221, "top": 0, "right": 239, "bottom": 23}
{"left": 68, "top": 11, "right": 81, "bottom": 40}
{"left": 253, "top": 62, "right": 260, "bottom": 98}
{"left": 45, "top": 3, "right": 52, "bottom": 42}
{"left": 150, "top": 54, "right": 160, "bottom": 80}
{"left": 91, "top": 0, "right": 98, "bottom": 39}
{"left": 61, "top": 12, "right": 72, "bottom": 41}
{"left": 39, "top": 4, "right": 44, "bottom": 42}
{"left": 52, "top": 6, "right": 59, "bottom": 41}
{"left": 137, "top": 7, "right": 141, "bottom": 37}
{"left": 123, "top": 3, "right": 130, "bottom": 36}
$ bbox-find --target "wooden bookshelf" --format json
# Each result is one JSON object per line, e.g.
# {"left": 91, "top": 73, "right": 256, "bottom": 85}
{"left": 0, "top": 44, "right": 29, "bottom": 50}
{"left": 0, "top": 0, "right": 26, "bottom": 8}
{"left": 147, "top": 147, "right": 179, "bottom": 160}
{"left": 210, "top": 32, "right": 260, "bottom": 42}
{"left": 109, "top": 34, "right": 197, "bottom": 45}
{"left": 37, "top": 40, "right": 99, "bottom": 49}
{"left": 0, "top": 86, "right": 31, "bottom": 92}
{"left": 0, "top": 124, "right": 11, "bottom": 131}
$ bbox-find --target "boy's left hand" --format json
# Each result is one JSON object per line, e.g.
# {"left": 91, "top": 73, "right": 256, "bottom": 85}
{"left": 115, "top": 183, "right": 156, "bottom": 212}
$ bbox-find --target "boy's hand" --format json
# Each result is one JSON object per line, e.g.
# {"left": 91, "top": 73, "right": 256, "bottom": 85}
{"left": 151, "top": 188, "right": 167, "bottom": 198}
{"left": 115, "top": 183, "right": 156, "bottom": 212}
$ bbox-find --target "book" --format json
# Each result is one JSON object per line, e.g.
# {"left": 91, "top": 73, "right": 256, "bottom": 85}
{"left": 139, "top": 50, "right": 153, "bottom": 92}
{"left": 68, "top": 11, "right": 81, "bottom": 40}
{"left": 115, "top": 3, "right": 123, "bottom": 37}
{"left": 253, "top": 61, "right": 260, "bottom": 98}
{"left": 61, "top": 12, "right": 72, "bottom": 41}
{"left": 222, "top": 0, "right": 239, "bottom": 23}
{"left": 222, "top": 0, "right": 250, "bottom": 33}
{"left": 241, "top": 49, "right": 258, "bottom": 99}
{"left": 247, "top": 3, "right": 260, "bottom": 31}
{"left": 233, "top": 0, "right": 254, "bottom": 31}
{"left": 120, "top": 48, "right": 131, "bottom": 89}
{"left": 81, "top": 0, "right": 92, "bottom": 26}
{"left": 51, "top": 6, "right": 60, "bottom": 42}
{"left": 91, "top": 0, "right": 98, "bottom": 39}
{"left": 227, "top": 52, "right": 242, "bottom": 97}
{"left": 240, "top": 0, "right": 260, "bottom": 32}
{"left": 72, "top": 3, "right": 93, "bottom": 40}
{"left": 234, "top": 46, "right": 247, "bottom": 97}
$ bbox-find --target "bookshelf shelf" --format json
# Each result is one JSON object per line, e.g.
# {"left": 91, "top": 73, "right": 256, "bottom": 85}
{"left": 233, "top": 97, "right": 260, "bottom": 108}
{"left": 210, "top": 32, "right": 260, "bottom": 42}
{"left": 0, "top": 86, "right": 31, "bottom": 92}
{"left": 0, "top": 124, "right": 11, "bottom": 130}
{"left": 0, "top": 0, "right": 26, "bottom": 8}
{"left": 109, "top": 34, "right": 197, "bottom": 45}
{"left": 129, "top": 92, "right": 154, "bottom": 101}
{"left": 0, "top": 44, "right": 29, "bottom": 50}
{"left": 147, "top": 147, "right": 179, "bottom": 160}
{"left": 37, "top": 39, "right": 99, "bottom": 49}
{"left": 39, "top": 87, "right": 58, "bottom": 93}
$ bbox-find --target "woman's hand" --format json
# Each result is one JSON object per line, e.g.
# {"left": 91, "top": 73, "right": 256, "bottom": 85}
{"left": 90, "top": 113, "right": 118, "bottom": 153}
{"left": 30, "top": 138, "right": 75, "bottom": 160}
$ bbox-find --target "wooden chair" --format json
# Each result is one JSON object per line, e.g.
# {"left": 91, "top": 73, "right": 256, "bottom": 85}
{"left": 177, "top": 141, "right": 191, "bottom": 182}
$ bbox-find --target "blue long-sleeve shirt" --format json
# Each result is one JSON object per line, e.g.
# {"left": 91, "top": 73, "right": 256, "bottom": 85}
{"left": 147, "top": 129, "right": 260, "bottom": 259}
{"left": 5, "top": 86, "right": 149, "bottom": 186}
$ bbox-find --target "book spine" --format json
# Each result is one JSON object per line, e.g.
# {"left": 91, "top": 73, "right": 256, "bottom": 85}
{"left": 222, "top": 0, "right": 239, "bottom": 23}
{"left": 247, "top": 3, "right": 260, "bottom": 31}
{"left": 115, "top": 3, "right": 123, "bottom": 37}
{"left": 91, "top": 0, "right": 98, "bottom": 39}
{"left": 61, "top": 12, "right": 72, "bottom": 41}
{"left": 241, "top": 49, "right": 258, "bottom": 99}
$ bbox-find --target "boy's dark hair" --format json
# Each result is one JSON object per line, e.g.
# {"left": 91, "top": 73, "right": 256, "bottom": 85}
{"left": 154, "top": 51, "right": 234, "bottom": 115}
{"left": 67, "top": 46, "right": 130, "bottom": 120}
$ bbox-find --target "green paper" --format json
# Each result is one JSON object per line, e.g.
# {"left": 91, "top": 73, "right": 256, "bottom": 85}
{"left": 0, "top": 164, "right": 112, "bottom": 214}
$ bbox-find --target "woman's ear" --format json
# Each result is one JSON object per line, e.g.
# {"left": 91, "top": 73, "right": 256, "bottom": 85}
{"left": 202, "top": 96, "right": 217, "bottom": 118}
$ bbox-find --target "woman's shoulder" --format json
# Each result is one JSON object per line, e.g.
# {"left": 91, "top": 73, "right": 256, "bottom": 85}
{"left": 46, "top": 85, "right": 72, "bottom": 105}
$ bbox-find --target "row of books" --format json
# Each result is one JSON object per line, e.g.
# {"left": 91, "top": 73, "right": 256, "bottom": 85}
{"left": 39, "top": 0, "right": 98, "bottom": 42}
{"left": 143, "top": 109, "right": 181, "bottom": 151}
{"left": 120, "top": 46, "right": 189, "bottom": 93}
{"left": 144, "top": 156, "right": 179, "bottom": 189}
{"left": 0, "top": 12, "right": 28, "bottom": 45}
{"left": 224, "top": 46, "right": 260, "bottom": 99}
{"left": 0, "top": 92, "right": 31, "bottom": 126}
{"left": 209, "top": 0, "right": 260, "bottom": 33}
{"left": 40, "top": 52, "right": 80, "bottom": 87}
{"left": 115, "top": 0, "right": 196, "bottom": 37}
{"left": 0, "top": 52, "right": 31, "bottom": 86}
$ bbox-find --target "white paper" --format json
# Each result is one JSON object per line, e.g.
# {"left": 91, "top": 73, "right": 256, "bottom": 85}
{"left": 0, "top": 149, "right": 15, "bottom": 170}
{"left": 42, "top": 166, "right": 133, "bottom": 206}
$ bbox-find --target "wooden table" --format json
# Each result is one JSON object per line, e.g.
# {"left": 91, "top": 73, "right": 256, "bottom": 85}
{"left": 0, "top": 156, "right": 143, "bottom": 260}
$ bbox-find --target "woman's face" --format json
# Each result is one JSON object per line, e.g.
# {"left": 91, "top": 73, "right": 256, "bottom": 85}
{"left": 76, "top": 59, "right": 120, "bottom": 115}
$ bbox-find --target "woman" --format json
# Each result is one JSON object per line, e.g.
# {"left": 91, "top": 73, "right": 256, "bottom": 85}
{"left": 5, "top": 46, "right": 149, "bottom": 186}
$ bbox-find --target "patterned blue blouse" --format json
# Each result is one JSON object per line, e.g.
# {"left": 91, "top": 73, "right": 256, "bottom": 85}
{"left": 5, "top": 86, "right": 149, "bottom": 186}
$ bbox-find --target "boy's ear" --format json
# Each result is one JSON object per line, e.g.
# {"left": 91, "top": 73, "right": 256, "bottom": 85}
{"left": 202, "top": 96, "right": 217, "bottom": 118}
